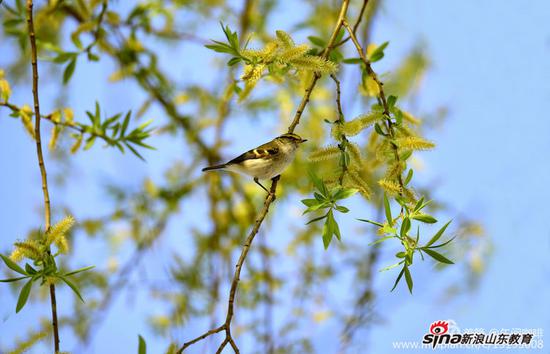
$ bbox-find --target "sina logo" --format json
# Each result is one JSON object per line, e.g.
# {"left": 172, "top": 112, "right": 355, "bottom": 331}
{"left": 429, "top": 321, "right": 449, "bottom": 335}
{"left": 423, "top": 320, "right": 461, "bottom": 349}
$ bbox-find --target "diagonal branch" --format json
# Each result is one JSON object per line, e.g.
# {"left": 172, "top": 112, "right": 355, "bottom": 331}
{"left": 178, "top": 0, "right": 351, "bottom": 352}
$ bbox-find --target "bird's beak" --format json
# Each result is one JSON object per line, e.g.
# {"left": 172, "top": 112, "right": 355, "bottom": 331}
{"left": 300, "top": 138, "right": 308, "bottom": 144}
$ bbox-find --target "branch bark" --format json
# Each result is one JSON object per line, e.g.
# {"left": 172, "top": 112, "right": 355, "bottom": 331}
{"left": 25, "top": 1, "right": 59, "bottom": 352}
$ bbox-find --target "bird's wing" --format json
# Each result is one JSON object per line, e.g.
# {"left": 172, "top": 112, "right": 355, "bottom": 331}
{"left": 227, "top": 142, "right": 279, "bottom": 165}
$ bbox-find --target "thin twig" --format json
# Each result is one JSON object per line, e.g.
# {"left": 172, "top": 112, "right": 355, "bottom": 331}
{"left": 334, "top": 0, "right": 370, "bottom": 47}
{"left": 26, "top": 0, "right": 59, "bottom": 352}
{"left": 330, "top": 74, "right": 350, "bottom": 185}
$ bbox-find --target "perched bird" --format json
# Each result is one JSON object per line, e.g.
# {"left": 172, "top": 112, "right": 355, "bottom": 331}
{"left": 202, "top": 133, "right": 307, "bottom": 193}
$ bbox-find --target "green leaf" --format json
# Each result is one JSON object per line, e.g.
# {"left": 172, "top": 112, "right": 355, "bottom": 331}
{"left": 303, "top": 201, "right": 330, "bottom": 214}
{"left": 400, "top": 217, "right": 411, "bottom": 237}
{"left": 335, "top": 205, "right": 349, "bottom": 213}
{"left": 321, "top": 220, "right": 332, "bottom": 249}
{"left": 404, "top": 265, "right": 413, "bottom": 294}
{"left": 301, "top": 198, "right": 319, "bottom": 207}
{"left": 387, "top": 95, "right": 397, "bottom": 108}
{"left": 16, "top": 278, "right": 33, "bottom": 313}
{"left": 395, "top": 251, "right": 406, "bottom": 258}
{"left": 342, "top": 57, "right": 362, "bottom": 64}
{"left": 0, "top": 254, "right": 27, "bottom": 275}
{"left": 227, "top": 57, "right": 241, "bottom": 66}
{"left": 390, "top": 267, "right": 404, "bottom": 291}
{"left": 357, "top": 219, "right": 384, "bottom": 227}
{"left": 422, "top": 248, "right": 454, "bottom": 264}
{"left": 138, "top": 335, "right": 147, "bottom": 354}
{"left": 309, "top": 171, "right": 328, "bottom": 196}
{"left": 368, "top": 41, "right": 389, "bottom": 63}
{"left": 84, "top": 136, "right": 96, "bottom": 150}
{"left": 63, "top": 58, "right": 77, "bottom": 85}
{"left": 307, "top": 36, "right": 325, "bottom": 47}
{"left": 64, "top": 265, "right": 95, "bottom": 277}
{"left": 383, "top": 194, "right": 392, "bottom": 225}
{"left": 428, "top": 236, "right": 456, "bottom": 249}
{"left": 0, "top": 276, "right": 29, "bottom": 283}
{"left": 332, "top": 187, "right": 358, "bottom": 200}
{"left": 374, "top": 123, "right": 386, "bottom": 136}
{"left": 59, "top": 276, "right": 85, "bottom": 302}
{"left": 411, "top": 214, "right": 437, "bottom": 224}
{"left": 25, "top": 263, "right": 37, "bottom": 275}
{"left": 368, "top": 235, "right": 396, "bottom": 246}
{"left": 306, "top": 214, "right": 327, "bottom": 225}
{"left": 414, "top": 197, "right": 425, "bottom": 212}
{"left": 53, "top": 52, "right": 77, "bottom": 64}
{"left": 425, "top": 220, "right": 452, "bottom": 247}
{"left": 327, "top": 210, "right": 340, "bottom": 241}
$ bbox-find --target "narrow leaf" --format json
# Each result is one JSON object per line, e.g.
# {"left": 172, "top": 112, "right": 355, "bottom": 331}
{"left": 422, "top": 248, "right": 454, "bottom": 264}
{"left": 0, "top": 254, "right": 27, "bottom": 275}
{"left": 404, "top": 266, "right": 413, "bottom": 294}
{"left": 425, "top": 220, "right": 452, "bottom": 247}
{"left": 357, "top": 219, "right": 384, "bottom": 227}
{"left": 63, "top": 58, "right": 77, "bottom": 85}
{"left": 64, "top": 265, "right": 95, "bottom": 277}
{"left": 59, "top": 276, "right": 85, "bottom": 302}
{"left": 411, "top": 214, "right": 437, "bottom": 224}
{"left": 390, "top": 267, "right": 405, "bottom": 292}
{"left": 383, "top": 194, "right": 392, "bottom": 225}
{"left": 16, "top": 278, "right": 33, "bottom": 313}
{"left": 138, "top": 335, "right": 147, "bottom": 354}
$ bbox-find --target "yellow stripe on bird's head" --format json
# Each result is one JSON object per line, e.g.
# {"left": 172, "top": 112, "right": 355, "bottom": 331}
{"left": 278, "top": 133, "right": 307, "bottom": 144}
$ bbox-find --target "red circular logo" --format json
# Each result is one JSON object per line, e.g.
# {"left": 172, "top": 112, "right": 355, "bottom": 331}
{"left": 429, "top": 321, "right": 449, "bottom": 335}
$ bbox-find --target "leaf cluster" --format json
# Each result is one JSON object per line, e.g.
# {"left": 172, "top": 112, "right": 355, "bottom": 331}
{"left": 301, "top": 173, "right": 357, "bottom": 249}
{"left": 0, "top": 216, "right": 93, "bottom": 312}
{"left": 359, "top": 195, "right": 454, "bottom": 293}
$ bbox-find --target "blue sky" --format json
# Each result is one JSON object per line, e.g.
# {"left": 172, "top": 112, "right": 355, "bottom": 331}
{"left": 1, "top": 0, "right": 549, "bottom": 353}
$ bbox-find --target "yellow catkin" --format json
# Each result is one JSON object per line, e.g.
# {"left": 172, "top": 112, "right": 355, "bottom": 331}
{"left": 63, "top": 107, "right": 75, "bottom": 125}
{"left": 279, "top": 44, "right": 309, "bottom": 61}
{"left": 275, "top": 30, "right": 295, "bottom": 47}
{"left": 342, "top": 112, "right": 382, "bottom": 136}
{"left": 384, "top": 162, "right": 405, "bottom": 180}
{"left": 290, "top": 56, "right": 337, "bottom": 74}
{"left": 46, "top": 215, "right": 75, "bottom": 249}
{"left": 378, "top": 178, "right": 402, "bottom": 196}
{"left": 347, "top": 143, "right": 362, "bottom": 164}
{"left": 0, "top": 78, "right": 11, "bottom": 101}
{"left": 346, "top": 170, "right": 372, "bottom": 199}
{"left": 20, "top": 105, "right": 35, "bottom": 138}
{"left": 48, "top": 126, "right": 60, "bottom": 150}
{"left": 70, "top": 135, "right": 83, "bottom": 153}
{"left": 395, "top": 136, "right": 435, "bottom": 151}
{"left": 364, "top": 76, "right": 380, "bottom": 96}
{"left": 308, "top": 145, "right": 341, "bottom": 162}
{"left": 12, "top": 240, "right": 43, "bottom": 262}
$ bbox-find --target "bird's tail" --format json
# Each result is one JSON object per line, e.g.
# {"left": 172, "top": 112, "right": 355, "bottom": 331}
{"left": 202, "top": 164, "right": 227, "bottom": 172}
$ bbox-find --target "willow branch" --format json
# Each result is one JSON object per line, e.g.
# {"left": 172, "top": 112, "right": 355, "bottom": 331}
{"left": 178, "top": 1, "right": 351, "bottom": 352}
{"left": 26, "top": 1, "right": 60, "bottom": 352}
{"left": 342, "top": 19, "right": 405, "bottom": 190}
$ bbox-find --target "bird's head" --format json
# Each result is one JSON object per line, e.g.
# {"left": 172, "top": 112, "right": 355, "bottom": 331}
{"left": 277, "top": 133, "right": 307, "bottom": 146}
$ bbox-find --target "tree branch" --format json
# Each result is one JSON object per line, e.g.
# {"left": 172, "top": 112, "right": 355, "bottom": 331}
{"left": 342, "top": 19, "right": 405, "bottom": 190}
{"left": 178, "top": 0, "right": 351, "bottom": 352}
{"left": 25, "top": 0, "right": 59, "bottom": 352}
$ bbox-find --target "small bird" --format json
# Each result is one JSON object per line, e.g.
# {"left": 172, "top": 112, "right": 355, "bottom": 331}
{"left": 202, "top": 133, "right": 307, "bottom": 193}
